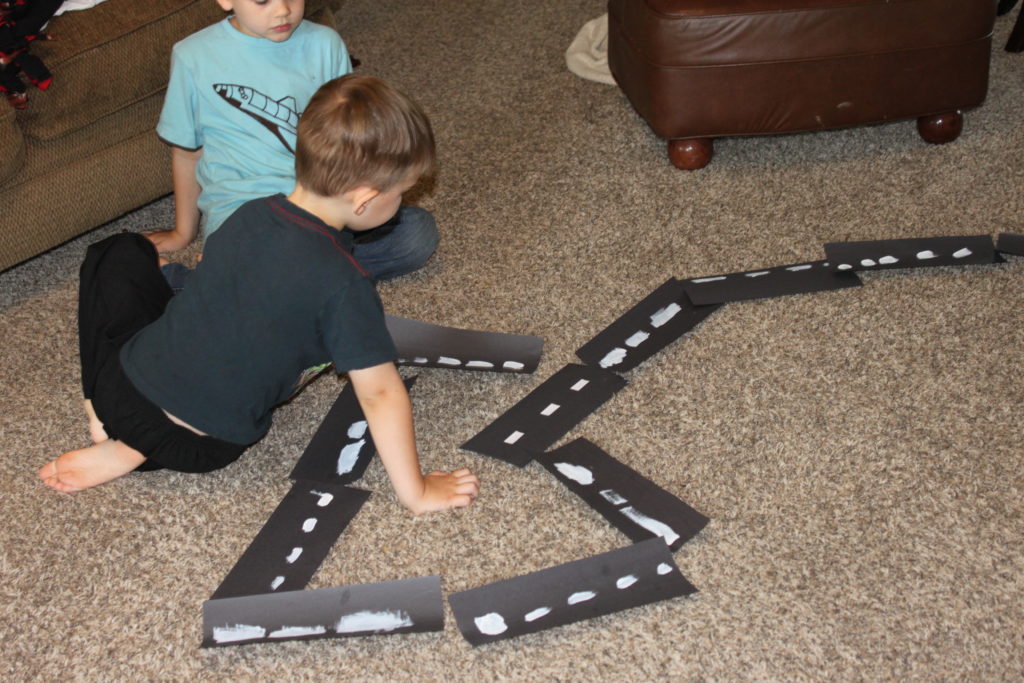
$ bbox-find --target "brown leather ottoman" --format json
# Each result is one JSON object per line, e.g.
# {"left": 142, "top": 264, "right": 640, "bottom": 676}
{"left": 607, "top": 0, "right": 997, "bottom": 169}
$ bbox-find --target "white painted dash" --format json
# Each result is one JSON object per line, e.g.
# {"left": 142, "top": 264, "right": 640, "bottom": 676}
{"left": 473, "top": 612, "right": 508, "bottom": 636}
{"left": 616, "top": 574, "right": 639, "bottom": 589}
{"left": 347, "top": 420, "right": 368, "bottom": 439}
{"left": 567, "top": 591, "right": 597, "bottom": 605}
{"left": 212, "top": 624, "right": 267, "bottom": 644}
{"left": 525, "top": 607, "right": 551, "bottom": 622}
{"left": 504, "top": 430, "right": 524, "bottom": 445}
{"left": 624, "top": 331, "right": 649, "bottom": 347}
{"left": 650, "top": 303, "right": 682, "bottom": 328}
{"left": 540, "top": 403, "right": 560, "bottom": 416}
{"left": 269, "top": 625, "right": 326, "bottom": 639}
{"left": 554, "top": 462, "right": 594, "bottom": 485}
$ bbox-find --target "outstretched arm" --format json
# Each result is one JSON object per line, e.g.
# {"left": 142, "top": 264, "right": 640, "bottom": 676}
{"left": 348, "top": 362, "right": 479, "bottom": 515}
{"left": 146, "top": 145, "right": 202, "bottom": 253}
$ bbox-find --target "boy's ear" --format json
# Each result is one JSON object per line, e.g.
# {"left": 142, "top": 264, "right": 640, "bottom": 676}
{"left": 350, "top": 186, "right": 382, "bottom": 216}
{"left": 215, "top": 0, "right": 233, "bottom": 12}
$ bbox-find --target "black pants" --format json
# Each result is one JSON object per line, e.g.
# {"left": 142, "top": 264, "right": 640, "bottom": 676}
{"left": 78, "top": 233, "right": 247, "bottom": 473}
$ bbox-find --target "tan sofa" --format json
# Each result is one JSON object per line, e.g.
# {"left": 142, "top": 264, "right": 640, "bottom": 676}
{"left": 0, "top": 0, "right": 334, "bottom": 273}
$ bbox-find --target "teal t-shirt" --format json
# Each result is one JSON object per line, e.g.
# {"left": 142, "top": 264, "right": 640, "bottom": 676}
{"left": 157, "top": 18, "right": 351, "bottom": 236}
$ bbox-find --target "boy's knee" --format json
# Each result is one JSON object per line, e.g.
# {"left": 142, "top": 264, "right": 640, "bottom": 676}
{"left": 85, "top": 232, "right": 160, "bottom": 272}
{"left": 394, "top": 206, "right": 438, "bottom": 261}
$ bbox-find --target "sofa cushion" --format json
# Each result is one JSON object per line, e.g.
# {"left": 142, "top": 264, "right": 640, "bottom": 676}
{"left": 17, "top": 0, "right": 223, "bottom": 141}
{"left": 615, "top": 0, "right": 996, "bottom": 67}
{"left": 0, "top": 106, "right": 24, "bottom": 183}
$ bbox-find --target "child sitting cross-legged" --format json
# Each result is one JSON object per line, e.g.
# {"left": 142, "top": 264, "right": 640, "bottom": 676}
{"left": 38, "top": 74, "right": 480, "bottom": 515}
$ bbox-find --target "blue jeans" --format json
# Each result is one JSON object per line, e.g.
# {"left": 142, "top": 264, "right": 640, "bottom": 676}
{"left": 351, "top": 205, "right": 439, "bottom": 281}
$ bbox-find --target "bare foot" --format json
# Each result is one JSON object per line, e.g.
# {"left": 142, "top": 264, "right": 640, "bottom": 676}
{"left": 38, "top": 440, "right": 147, "bottom": 493}
{"left": 83, "top": 400, "right": 108, "bottom": 444}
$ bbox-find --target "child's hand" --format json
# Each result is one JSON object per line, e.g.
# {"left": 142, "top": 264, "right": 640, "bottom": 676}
{"left": 404, "top": 468, "right": 480, "bottom": 515}
{"left": 144, "top": 228, "right": 194, "bottom": 254}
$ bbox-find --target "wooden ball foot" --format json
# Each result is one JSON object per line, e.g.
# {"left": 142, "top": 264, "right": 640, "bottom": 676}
{"left": 667, "top": 138, "right": 713, "bottom": 170}
{"left": 917, "top": 111, "right": 963, "bottom": 144}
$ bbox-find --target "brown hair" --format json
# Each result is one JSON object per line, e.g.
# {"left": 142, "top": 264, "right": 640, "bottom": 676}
{"left": 295, "top": 74, "right": 436, "bottom": 196}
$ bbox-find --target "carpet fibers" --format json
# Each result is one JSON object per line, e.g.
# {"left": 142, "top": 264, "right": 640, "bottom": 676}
{"left": 2, "top": 1, "right": 1022, "bottom": 680}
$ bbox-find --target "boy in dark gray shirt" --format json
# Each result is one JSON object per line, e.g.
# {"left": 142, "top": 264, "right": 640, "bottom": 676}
{"left": 40, "top": 75, "right": 479, "bottom": 515}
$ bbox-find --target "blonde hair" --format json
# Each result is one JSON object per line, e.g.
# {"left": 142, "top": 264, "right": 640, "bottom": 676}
{"left": 295, "top": 74, "right": 436, "bottom": 196}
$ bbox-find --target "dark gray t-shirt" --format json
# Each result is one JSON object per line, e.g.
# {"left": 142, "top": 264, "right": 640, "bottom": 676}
{"left": 121, "top": 195, "right": 397, "bottom": 444}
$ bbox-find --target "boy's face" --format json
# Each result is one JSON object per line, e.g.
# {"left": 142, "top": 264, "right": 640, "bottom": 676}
{"left": 217, "top": 0, "right": 305, "bottom": 43}
{"left": 348, "top": 175, "right": 420, "bottom": 232}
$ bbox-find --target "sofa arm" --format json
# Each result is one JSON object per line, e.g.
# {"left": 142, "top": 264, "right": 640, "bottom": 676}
{"left": 0, "top": 107, "right": 24, "bottom": 186}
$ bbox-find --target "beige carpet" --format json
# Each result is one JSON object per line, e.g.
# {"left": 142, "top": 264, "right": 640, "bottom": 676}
{"left": 2, "top": 1, "right": 1022, "bottom": 679}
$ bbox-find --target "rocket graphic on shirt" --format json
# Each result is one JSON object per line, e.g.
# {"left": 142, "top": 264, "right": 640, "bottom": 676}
{"left": 214, "top": 83, "right": 299, "bottom": 153}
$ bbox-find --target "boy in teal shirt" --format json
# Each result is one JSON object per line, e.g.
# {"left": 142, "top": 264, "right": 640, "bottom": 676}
{"left": 149, "top": 0, "right": 438, "bottom": 281}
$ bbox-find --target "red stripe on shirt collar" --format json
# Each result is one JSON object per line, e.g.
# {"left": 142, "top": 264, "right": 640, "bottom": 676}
{"left": 265, "top": 196, "right": 370, "bottom": 278}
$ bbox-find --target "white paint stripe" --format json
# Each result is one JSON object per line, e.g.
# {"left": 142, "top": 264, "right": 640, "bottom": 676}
{"left": 599, "top": 489, "right": 627, "bottom": 505}
{"left": 879, "top": 255, "right": 898, "bottom": 265}
{"left": 337, "top": 440, "right": 365, "bottom": 475}
{"left": 503, "top": 361, "right": 525, "bottom": 371}
{"left": 620, "top": 506, "right": 680, "bottom": 546}
{"left": 285, "top": 547, "right": 303, "bottom": 564}
{"left": 691, "top": 276, "right": 726, "bottom": 284}
{"left": 568, "top": 591, "right": 596, "bottom": 605}
{"left": 554, "top": 462, "right": 594, "bottom": 485}
{"left": 474, "top": 612, "right": 508, "bottom": 636}
{"left": 212, "top": 624, "right": 267, "bottom": 643}
{"left": 438, "top": 357, "right": 461, "bottom": 366}
{"left": 837, "top": 264, "right": 853, "bottom": 270}
{"left": 311, "top": 490, "right": 334, "bottom": 507}
{"left": 335, "top": 610, "right": 414, "bottom": 634}
{"left": 860, "top": 259, "right": 876, "bottom": 267}
{"left": 413, "top": 357, "right": 429, "bottom": 364}
{"left": 916, "top": 250, "right": 938, "bottom": 260}
{"left": 570, "top": 379, "right": 589, "bottom": 391}
{"left": 524, "top": 607, "right": 551, "bottom": 622}
{"left": 302, "top": 518, "right": 317, "bottom": 533}
{"left": 466, "top": 361, "right": 494, "bottom": 369}
{"left": 269, "top": 625, "right": 326, "bottom": 638}
{"left": 617, "top": 574, "right": 639, "bottom": 589}
{"left": 504, "top": 430, "right": 524, "bottom": 445}
{"left": 953, "top": 247, "right": 973, "bottom": 258}
{"left": 624, "top": 331, "right": 649, "bottom": 347}
{"left": 271, "top": 576, "right": 285, "bottom": 590}
{"left": 347, "top": 420, "right": 368, "bottom": 439}
{"left": 599, "top": 348, "right": 627, "bottom": 368}
{"left": 786, "top": 264, "right": 812, "bottom": 272}
{"left": 657, "top": 563, "right": 673, "bottom": 575}
{"left": 540, "top": 403, "right": 560, "bottom": 416}
{"left": 745, "top": 270, "right": 770, "bottom": 278}
{"left": 650, "top": 303, "right": 682, "bottom": 328}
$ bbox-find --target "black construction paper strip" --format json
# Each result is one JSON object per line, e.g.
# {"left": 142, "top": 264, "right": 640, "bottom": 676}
{"left": 460, "top": 364, "right": 628, "bottom": 467}
{"left": 996, "top": 233, "right": 1024, "bottom": 256}
{"left": 210, "top": 482, "right": 370, "bottom": 600}
{"left": 386, "top": 315, "right": 543, "bottom": 373}
{"left": 202, "top": 575, "right": 443, "bottom": 647}
{"left": 448, "top": 538, "right": 697, "bottom": 646}
{"left": 537, "top": 438, "right": 708, "bottom": 551}
{"left": 289, "top": 377, "right": 417, "bottom": 485}
{"left": 681, "top": 260, "right": 861, "bottom": 305}
{"left": 824, "top": 234, "right": 998, "bottom": 271}
{"left": 576, "top": 278, "right": 721, "bottom": 373}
